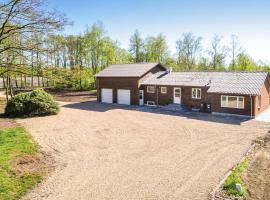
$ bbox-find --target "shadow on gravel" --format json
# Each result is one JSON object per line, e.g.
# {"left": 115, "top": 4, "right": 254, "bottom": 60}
{"left": 63, "top": 101, "right": 250, "bottom": 125}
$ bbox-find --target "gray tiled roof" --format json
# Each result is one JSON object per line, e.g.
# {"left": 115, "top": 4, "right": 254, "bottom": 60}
{"left": 95, "top": 63, "right": 162, "bottom": 77}
{"left": 142, "top": 71, "right": 269, "bottom": 96}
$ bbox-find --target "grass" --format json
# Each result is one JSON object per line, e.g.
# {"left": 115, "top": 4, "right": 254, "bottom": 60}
{"left": 223, "top": 158, "right": 248, "bottom": 196}
{"left": 0, "top": 127, "right": 42, "bottom": 200}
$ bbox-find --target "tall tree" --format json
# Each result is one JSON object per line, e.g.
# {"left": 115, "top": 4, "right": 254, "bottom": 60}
{"left": 208, "top": 35, "right": 227, "bottom": 70}
{"left": 145, "top": 33, "right": 169, "bottom": 63}
{"left": 235, "top": 53, "right": 256, "bottom": 71}
{"left": 229, "top": 34, "right": 242, "bottom": 70}
{"left": 176, "top": 32, "right": 202, "bottom": 70}
{"left": 129, "top": 30, "right": 144, "bottom": 62}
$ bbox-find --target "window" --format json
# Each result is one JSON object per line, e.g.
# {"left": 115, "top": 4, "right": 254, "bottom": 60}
{"left": 161, "top": 87, "right": 167, "bottom": 94}
{"left": 147, "top": 86, "right": 155, "bottom": 93}
{"left": 192, "top": 88, "right": 201, "bottom": 99}
{"left": 221, "top": 95, "right": 244, "bottom": 109}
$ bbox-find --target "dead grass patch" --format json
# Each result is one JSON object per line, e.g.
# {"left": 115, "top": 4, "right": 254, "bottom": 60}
{"left": 11, "top": 152, "right": 55, "bottom": 177}
{"left": 49, "top": 90, "right": 96, "bottom": 102}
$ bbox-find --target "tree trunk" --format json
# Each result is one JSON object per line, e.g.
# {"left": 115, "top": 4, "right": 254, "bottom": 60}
{"left": 14, "top": 74, "right": 18, "bottom": 88}
{"left": 20, "top": 73, "right": 23, "bottom": 88}
{"left": 8, "top": 76, "right": 14, "bottom": 97}
{"left": 24, "top": 75, "right": 27, "bottom": 88}
{"left": 5, "top": 75, "right": 9, "bottom": 102}
{"left": 79, "top": 68, "right": 82, "bottom": 90}
{"left": 2, "top": 75, "right": 6, "bottom": 88}
{"left": 31, "top": 50, "right": 34, "bottom": 87}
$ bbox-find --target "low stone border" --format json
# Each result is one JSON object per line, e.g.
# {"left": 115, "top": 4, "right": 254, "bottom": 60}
{"left": 210, "top": 143, "right": 257, "bottom": 200}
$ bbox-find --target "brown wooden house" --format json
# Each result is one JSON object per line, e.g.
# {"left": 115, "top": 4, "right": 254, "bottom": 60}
{"left": 95, "top": 63, "right": 270, "bottom": 117}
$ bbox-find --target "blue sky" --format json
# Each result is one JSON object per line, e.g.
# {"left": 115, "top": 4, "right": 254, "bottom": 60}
{"left": 47, "top": 0, "right": 270, "bottom": 62}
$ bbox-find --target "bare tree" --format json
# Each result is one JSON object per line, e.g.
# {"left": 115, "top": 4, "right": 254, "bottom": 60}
{"left": 230, "top": 34, "right": 242, "bottom": 70}
{"left": 176, "top": 32, "right": 202, "bottom": 70}
{"left": 208, "top": 35, "right": 227, "bottom": 70}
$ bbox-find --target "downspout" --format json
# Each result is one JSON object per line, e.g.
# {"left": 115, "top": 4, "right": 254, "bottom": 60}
{"left": 156, "top": 84, "right": 159, "bottom": 106}
{"left": 250, "top": 95, "right": 253, "bottom": 118}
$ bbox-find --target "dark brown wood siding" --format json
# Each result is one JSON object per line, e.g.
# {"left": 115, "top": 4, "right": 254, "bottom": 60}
{"left": 210, "top": 93, "right": 253, "bottom": 116}
{"left": 141, "top": 85, "right": 210, "bottom": 108}
{"left": 97, "top": 77, "right": 139, "bottom": 105}
{"left": 97, "top": 64, "right": 166, "bottom": 105}
{"left": 141, "top": 85, "right": 263, "bottom": 116}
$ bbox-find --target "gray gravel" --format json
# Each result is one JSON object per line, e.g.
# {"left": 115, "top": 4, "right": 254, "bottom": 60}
{"left": 18, "top": 101, "right": 269, "bottom": 200}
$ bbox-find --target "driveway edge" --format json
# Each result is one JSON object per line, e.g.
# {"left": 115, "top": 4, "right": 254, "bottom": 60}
{"left": 209, "top": 143, "right": 257, "bottom": 200}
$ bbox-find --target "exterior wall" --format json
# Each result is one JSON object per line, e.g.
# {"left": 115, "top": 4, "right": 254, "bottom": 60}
{"left": 97, "top": 64, "right": 166, "bottom": 105}
{"left": 141, "top": 85, "right": 159, "bottom": 104}
{"left": 181, "top": 86, "right": 210, "bottom": 108}
{"left": 141, "top": 85, "right": 210, "bottom": 108}
{"left": 141, "top": 84, "right": 262, "bottom": 116}
{"left": 97, "top": 77, "right": 139, "bottom": 105}
{"left": 210, "top": 93, "right": 253, "bottom": 116}
{"left": 253, "top": 79, "right": 270, "bottom": 116}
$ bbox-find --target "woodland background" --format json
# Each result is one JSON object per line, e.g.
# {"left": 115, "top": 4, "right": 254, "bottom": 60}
{"left": 1, "top": 0, "right": 269, "bottom": 98}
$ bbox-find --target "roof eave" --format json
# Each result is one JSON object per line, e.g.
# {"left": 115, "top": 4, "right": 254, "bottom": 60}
{"left": 207, "top": 91, "right": 259, "bottom": 96}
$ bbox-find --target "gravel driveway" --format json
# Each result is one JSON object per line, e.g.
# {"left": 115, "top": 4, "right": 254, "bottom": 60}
{"left": 18, "top": 101, "right": 268, "bottom": 200}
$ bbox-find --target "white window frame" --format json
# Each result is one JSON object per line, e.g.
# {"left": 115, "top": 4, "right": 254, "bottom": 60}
{"left": 147, "top": 101, "right": 156, "bottom": 106}
{"left": 191, "top": 88, "right": 201, "bottom": 99}
{"left": 221, "top": 95, "right": 245, "bottom": 109}
{"left": 147, "top": 86, "right": 155, "bottom": 93}
{"left": 161, "top": 87, "right": 167, "bottom": 94}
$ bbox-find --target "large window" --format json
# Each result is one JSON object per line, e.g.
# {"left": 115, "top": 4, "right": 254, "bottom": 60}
{"left": 221, "top": 95, "right": 244, "bottom": 109}
{"left": 192, "top": 88, "right": 201, "bottom": 99}
{"left": 147, "top": 86, "right": 155, "bottom": 93}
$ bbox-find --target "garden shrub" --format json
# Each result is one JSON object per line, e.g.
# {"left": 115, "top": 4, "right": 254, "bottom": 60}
{"left": 5, "top": 89, "right": 59, "bottom": 117}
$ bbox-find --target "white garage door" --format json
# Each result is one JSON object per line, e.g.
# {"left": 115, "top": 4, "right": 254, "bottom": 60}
{"left": 117, "top": 89, "right": 130, "bottom": 105}
{"left": 101, "top": 88, "right": 112, "bottom": 103}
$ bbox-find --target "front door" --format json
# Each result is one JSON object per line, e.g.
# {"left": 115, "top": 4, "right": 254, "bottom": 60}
{"left": 139, "top": 90, "right": 144, "bottom": 105}
{"left": 174, "top": 88, "right": 181, "bottom": 104}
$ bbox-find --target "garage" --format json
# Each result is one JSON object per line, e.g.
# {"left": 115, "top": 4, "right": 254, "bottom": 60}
{"left": 117, "top": 89, "right": 131, "bottom": 105}
{"left": 101, "top": 88, "right": 112, "bottom": 103}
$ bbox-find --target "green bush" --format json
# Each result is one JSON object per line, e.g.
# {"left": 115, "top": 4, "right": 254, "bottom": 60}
{"left": 5, "top": 89, "right": 59, "bottom": 117}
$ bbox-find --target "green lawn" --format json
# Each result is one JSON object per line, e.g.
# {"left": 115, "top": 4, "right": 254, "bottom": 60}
{"left": 0, "top": 127, "right": 42, "bottom": 200}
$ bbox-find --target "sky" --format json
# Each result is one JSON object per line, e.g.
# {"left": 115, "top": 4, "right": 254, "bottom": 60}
{"left": 46, "top": 0, "right": 270, "bottom": 63}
